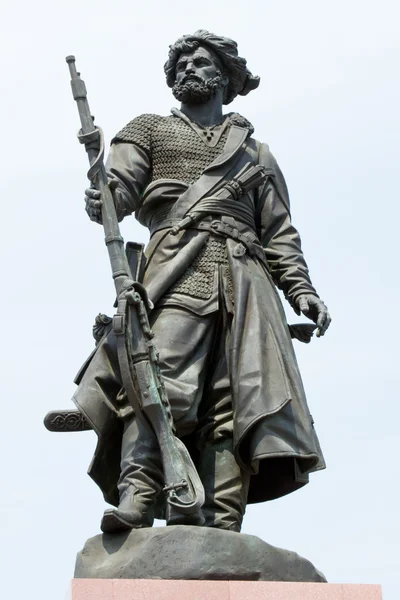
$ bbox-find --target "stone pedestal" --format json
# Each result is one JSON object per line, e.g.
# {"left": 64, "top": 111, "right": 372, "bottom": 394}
{"left": 71, "top": 527, "right": 382, "bottom": 598}
{"left": 74, "top": 526, "right": 325, "bottom": 581}
{"left": 69, "top": 579, "right": 382, "bottom": 599}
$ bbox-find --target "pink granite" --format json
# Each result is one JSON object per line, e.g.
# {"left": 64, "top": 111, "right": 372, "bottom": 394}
{"left": 70, "top": 579, "right": 113, "bottom": 600}
{"left": 229, "top": 581, "right": 382, "bottom": 599}
{"left": 114, "top": 579, "right": 230, "bottom": 600}
{"left": 70, "top": 579, "right": 382, "bottom": 600}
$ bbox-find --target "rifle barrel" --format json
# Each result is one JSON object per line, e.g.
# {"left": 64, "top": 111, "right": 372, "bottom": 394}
{"left": 66, "top": 55, "right": 96, "bottom": 141}
{"left": 66, "top": 56, "right": 131, "bottom": 293}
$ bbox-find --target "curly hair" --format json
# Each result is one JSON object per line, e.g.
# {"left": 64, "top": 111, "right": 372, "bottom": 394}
{"left": 164, "top": 30, "right": 260, "bottom": 105}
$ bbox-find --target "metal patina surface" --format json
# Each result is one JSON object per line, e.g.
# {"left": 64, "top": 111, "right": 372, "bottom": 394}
{"left": 45, "top": 30, "right": 331, "bottom": 578}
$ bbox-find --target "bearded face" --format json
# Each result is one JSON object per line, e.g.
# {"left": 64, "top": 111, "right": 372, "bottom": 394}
{"left": 172, "top": 73, "right": 224, "bottom": 104}
{"left": 172, "top": 46, "right": 227, "bottom": 105}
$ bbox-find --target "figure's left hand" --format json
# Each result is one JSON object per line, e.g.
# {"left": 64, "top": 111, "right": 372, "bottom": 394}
{"left": 295, "top": 294, "right": 331, "bottom": 337}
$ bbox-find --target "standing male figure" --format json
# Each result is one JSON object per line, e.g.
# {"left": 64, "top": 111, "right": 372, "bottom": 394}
{"left": 76, "top": 30, "right": 331, "bottom": 534}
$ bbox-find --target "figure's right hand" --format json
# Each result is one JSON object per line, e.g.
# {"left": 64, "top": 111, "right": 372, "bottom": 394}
{"left": 85, "top": 187, "right": 103, "bottom": 224}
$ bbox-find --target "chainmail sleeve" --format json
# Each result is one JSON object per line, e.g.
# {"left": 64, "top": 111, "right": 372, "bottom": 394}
{"left": 111, "top": 113, "right": 163, "bottom": 152}
{"left": 105, "top": 114, "right": 162, "bottom": 221}
{"left": 105, "top": 143, "right": 151, "bottom": 221}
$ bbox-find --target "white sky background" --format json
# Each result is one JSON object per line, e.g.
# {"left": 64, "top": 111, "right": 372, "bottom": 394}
{"left": 0, "top": 0, "right": 398, "bottom": 598}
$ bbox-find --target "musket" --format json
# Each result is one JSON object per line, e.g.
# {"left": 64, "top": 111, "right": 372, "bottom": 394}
{"left": 66, "top": 56, "right": 204, "bottom": 518}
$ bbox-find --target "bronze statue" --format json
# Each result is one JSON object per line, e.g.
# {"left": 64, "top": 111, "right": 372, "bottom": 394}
{"left": 46, "top": 30, "right": 331, "bottom": 537}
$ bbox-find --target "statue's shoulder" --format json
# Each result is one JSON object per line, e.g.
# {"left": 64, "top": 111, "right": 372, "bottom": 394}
{"left": 227, "top": 112, "right": 254, "bottom": 135}
{"left": 255, "top": 140, "right": 290, "bottom": 206}
{"left": 226, "top": 114, "right": 276, "bottom": 165}
{"left": 111, "top": 113, "right": 166, "bottom": 148}
{"left": 256, "top": 140, "right": 275, "bottom": 167}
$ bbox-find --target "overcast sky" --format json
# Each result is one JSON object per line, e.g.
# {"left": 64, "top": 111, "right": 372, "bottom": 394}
{"left": 0, "top": 1, "right": 398, "bottom": 598}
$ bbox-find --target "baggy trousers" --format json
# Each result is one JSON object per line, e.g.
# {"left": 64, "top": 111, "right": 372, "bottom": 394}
{"left": 75, "top": 300, "right": 250, "bottom": 531}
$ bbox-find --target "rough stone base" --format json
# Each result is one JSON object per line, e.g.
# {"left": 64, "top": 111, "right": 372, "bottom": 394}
{"left": 74, "top": 525, "right": 326, "bottom": 582}
{"left": 69, "top": 579, "right": 383, "bottom": 599}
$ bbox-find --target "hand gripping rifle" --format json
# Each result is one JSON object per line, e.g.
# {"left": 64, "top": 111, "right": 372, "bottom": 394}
{"left": 66, "top": 56, "right": 204, "bottom": 518}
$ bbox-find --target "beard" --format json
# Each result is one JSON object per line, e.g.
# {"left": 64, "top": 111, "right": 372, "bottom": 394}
{"left": 172, "top": 74, "right": 224, "bottom": 105}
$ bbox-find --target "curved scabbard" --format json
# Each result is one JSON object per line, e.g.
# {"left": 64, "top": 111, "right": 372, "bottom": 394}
{"left": 113, "top": 284, "right": 204, "bottom": 515}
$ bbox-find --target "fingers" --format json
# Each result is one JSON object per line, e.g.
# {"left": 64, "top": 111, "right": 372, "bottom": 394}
{"left": 86, "top": 197, "right": 102, "bottom": 209}
{"left": 317, "top": 310, "right": 332, "bottom": 337}
{"left": 315, "top": 301, "right": 331, "bottom": 337}
{"left": 85, "top": 192, "right": 103, "bottom": 223}
{"left": 316, "top": 306, "right": 326, "bottom": 330}
{"left": 297, "top": 295, "right": 332, "bottom": 337}
{"left": 86, "top": 208, "right": 102, "bottom": 223}
{"left": 85, "top": 187, "right": 101, "bottom": 199}
{"left": 298, "top": 296, "right": 309, "bottom": 314}
{"left": 86, "top": 210, "right": 102, "bottom": 223}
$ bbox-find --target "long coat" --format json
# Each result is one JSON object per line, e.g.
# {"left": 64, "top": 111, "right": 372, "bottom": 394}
{"left": 74, "top": 113, "right": 325, "bottom": 507}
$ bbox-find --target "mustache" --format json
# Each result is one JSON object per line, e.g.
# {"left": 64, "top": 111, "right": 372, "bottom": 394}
{"left": 181, "top": 73, "right": 205, "bottom": 85}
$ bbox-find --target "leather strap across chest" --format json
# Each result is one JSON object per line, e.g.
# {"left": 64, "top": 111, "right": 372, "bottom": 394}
{"left": 166, "top": 124, "right": 251, "bottom": 221}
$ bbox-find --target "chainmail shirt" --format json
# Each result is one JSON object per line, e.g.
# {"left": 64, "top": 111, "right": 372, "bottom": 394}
{"left": 112, "top": 113, "right": 237, "bottom": 303}
{"left": 112, "top": 113, "right": 229, "bottom": 185}
{"left": 167, "top": 235, "right": 232, "bottom": 300}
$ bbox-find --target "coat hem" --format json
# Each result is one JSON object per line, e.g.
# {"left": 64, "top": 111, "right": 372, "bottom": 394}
{"left": 234, "top": 396, "right": 292, "bottom": 470}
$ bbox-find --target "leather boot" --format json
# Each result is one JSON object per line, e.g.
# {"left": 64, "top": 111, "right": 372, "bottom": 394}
{"left": 166, "top": 502, "right": 205, "bottom": 527}
{"left": 196, "top": 437, "right": 250, "bottom": 532}
{"left": 101, "top": 416, "right": 164, "bottom": 533}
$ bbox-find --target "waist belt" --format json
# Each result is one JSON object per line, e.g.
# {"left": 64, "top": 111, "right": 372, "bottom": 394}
{"left": 149, "top": 210, "right": 256, "bottom": 236}
{"left": 150, "top": 215, "right": 268, "bottom": 267}
{"left": 194, "top": 220, "right": 268, "bottom": 267}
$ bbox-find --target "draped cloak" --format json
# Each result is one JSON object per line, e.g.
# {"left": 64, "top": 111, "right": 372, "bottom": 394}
{"left": 73, "top": 110, "right": 326, "bottom": 507}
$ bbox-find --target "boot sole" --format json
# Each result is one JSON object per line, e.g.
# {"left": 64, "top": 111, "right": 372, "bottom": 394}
{"left": 101, "top": 510, "right": 150, "bottom": 533}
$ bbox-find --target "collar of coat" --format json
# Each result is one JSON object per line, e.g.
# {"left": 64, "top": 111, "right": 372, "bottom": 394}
{"left": 170, "top": 107, "right": 254, "bottom": 137}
